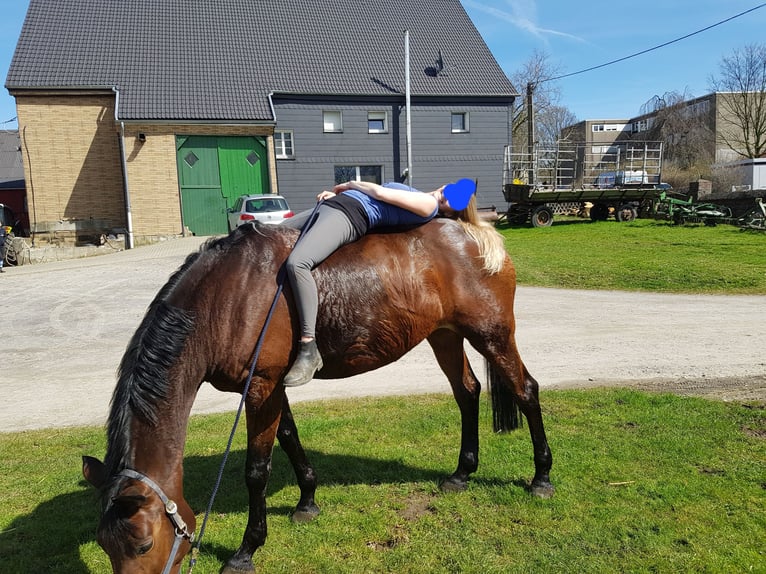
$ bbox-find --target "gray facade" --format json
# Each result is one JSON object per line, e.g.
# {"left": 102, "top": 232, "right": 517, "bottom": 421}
{"left": 273, "top": 96, "right": 511, "bottom": 212}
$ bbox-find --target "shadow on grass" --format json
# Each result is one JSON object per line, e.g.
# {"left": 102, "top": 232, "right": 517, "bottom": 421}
{"left": 0, "top": 482, "right": 97, "bottom": 574}
{"left": 2, "top": 445, "right": 499, "bottom": 573}
{"left": 183, "top": 445, "right": 481, "bottom": 512}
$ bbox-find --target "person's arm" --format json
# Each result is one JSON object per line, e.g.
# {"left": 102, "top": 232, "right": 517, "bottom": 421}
{"left": 332, "top": 181, "right": 437, "bottom": 217}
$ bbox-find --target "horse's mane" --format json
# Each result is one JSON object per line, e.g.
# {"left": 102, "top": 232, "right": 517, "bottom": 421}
{"left": 447, "top": 196, "right": 507, "bottom": 274}
{"left": 456, "top": 218, "right": 506, "bottom": 274}
{"left": 103, "top": 232, "right": 247, "bottom": 474}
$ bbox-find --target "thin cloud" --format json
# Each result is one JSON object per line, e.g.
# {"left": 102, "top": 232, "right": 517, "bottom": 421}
{"left": 464, "top": 0, "right": 585, "bottom": 42}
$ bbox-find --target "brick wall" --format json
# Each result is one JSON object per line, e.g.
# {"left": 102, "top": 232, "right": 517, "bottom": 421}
{"left": 16, "top": 93, "right": 277, "bottom": 242}
{"left": 16, "top": 94, "right": 126, "bottom": 236}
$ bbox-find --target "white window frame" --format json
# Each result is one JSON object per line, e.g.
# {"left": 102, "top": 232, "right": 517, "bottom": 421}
{"left": 323, "top": 110, "right": 343, "bottom": 133}
{"left": 274, "top": 130, "right": 294, "bottom": 159}
{"left": 631, "top": 119, "right": 649, "bottom": 133}
{"left": 334, "top": 165, "right": 383, "bottom": 184}
{"left": 451, "top": 112, "right": 469, "bottom": 133}
{"left": 368, "top": 111, "right": 388, "bottom": 134}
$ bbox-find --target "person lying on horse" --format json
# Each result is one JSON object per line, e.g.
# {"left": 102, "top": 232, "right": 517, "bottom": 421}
{"left": 281, "top": 178, "right": 488, "bottom": 387}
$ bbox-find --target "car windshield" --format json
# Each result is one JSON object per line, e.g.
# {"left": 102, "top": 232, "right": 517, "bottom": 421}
{"left": 245, "top": 198, "right": 288, "bottom": 212}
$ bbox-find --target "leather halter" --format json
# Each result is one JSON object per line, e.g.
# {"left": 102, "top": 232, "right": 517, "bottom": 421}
{"left": 117, "top": 469, "right": 195, "bottom": 574}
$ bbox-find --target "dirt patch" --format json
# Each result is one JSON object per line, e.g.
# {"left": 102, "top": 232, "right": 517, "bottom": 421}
{"left": 399, "top": 492, "right": 435, "bottom": 522}
{"left": 549, "top": 375, "right": 766, "bottom": 403}
{"left": 742, "top": 426, "right": 766, "bottom": 439}
{"left": 367, "top": 492, "right": 435, "bottom": 552}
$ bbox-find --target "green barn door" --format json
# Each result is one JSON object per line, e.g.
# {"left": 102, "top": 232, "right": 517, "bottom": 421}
{"left": 177, "top": 136, "right": 228, "bottom": 236}
{"left": 218, "top": 136, "right": 270, "bottom": 205}
{"left": 177, "top": 136, "right": 270, "bottom": 236}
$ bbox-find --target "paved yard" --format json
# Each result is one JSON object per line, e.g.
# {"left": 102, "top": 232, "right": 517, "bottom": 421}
{"left": 2, "top": 237, "right": 764, "bottom": 432}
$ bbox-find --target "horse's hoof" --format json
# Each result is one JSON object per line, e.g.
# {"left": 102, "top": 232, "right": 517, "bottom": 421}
{"left": 439, "top": 477, "right": 467, "bottom": 493}
{"left": 291, "top": 504, "right": 320, "bottom": 523}
{"left": 221, "top": 565, "right": 255, "bottom": 574}
{"left": 530, "top": 481, "right": 555, "bottom": 499}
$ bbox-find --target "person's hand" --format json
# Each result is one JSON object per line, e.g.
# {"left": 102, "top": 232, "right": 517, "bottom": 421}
{"left": 317, "top": 190, "right": 336, "bottom": 201}
{"left": 331, "top": 181, "right": 356, "bottom": 194}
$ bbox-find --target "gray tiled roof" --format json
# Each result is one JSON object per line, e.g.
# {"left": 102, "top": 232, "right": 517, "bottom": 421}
{"left": 6, "top": 0, "right": 516, "bottom": 122}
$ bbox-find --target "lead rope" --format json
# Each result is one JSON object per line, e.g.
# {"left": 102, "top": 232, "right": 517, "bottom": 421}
{"left": 186, "top": 202, "right": 323, "bottom": 573}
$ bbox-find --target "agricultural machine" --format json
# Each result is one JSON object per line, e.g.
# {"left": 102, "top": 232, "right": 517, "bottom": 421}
{"left": 652, "top": 192, "right": 732, "bottom": 226}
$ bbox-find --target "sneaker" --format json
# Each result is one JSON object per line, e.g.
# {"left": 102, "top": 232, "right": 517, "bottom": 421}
{"left": 283, "top": 340, "right": 323, "bottom": 387}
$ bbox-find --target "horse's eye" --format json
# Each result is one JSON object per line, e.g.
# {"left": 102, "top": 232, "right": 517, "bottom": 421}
{"left": 136, "top": 539, "right": 154, "bottom": 556}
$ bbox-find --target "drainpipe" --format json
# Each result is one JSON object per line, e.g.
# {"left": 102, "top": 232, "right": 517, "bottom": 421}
{"left": 267, "top": 92, "right": 280, "bottom": 194}
{"left": 113, "top": 87, "right": 135, "bottom": 249}
{"left": 268, "top": 91, "right": 277, "bottom": 125}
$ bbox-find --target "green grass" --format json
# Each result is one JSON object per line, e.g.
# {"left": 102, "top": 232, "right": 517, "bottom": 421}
{"left": 1, "top": 218, "right": 763, "bottom": 572}
{"left": 1, "top": 391, "right": 763, "bottom": 573}
{"left": 497, "top": 218, "right": 766, "bottom": 294}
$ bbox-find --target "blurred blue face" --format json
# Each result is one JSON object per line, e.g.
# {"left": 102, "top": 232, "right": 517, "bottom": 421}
{"left": 443, "top": 179, "right": 476, "bottom": 210}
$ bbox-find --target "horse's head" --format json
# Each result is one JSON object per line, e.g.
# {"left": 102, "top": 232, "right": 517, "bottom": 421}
{"left": 82, "top": 456, "right": 195, "bottom": 574}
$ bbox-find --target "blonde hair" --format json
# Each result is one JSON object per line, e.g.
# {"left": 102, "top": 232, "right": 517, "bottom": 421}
{"left": 452, "top": 196, "right": 507, "bottom": 274}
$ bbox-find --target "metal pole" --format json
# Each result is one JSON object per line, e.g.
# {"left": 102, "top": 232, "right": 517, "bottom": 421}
{"left": 526, "top": 82, "right": 535, "bottom": 186}
{"left": 405, "top": 30, "right": 413, "bottom": 187}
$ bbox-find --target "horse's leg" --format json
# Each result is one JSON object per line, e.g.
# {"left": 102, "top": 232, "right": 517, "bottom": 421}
{"left": 427, "top": 329, "right": 480, "bottom": 492}
{"left": 223, "top": 386, "right": 284, "bottom": 574}
{"left": 474, "top": 334, "right": 555, "bottom": 498}
{"left": 518, "top": 367, "right": 554, "bottom": 497}
{"left": 277, "top": 396, "right": 320, "bottom": 522}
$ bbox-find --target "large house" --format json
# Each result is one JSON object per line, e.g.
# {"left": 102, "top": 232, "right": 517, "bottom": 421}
{"left": 5, "top": 0, "right": 516, "bottom": 245}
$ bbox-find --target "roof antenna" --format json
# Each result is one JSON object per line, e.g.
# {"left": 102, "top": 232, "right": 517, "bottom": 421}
{"left": 424, "top": 50, "right": 445, "bottom": 77}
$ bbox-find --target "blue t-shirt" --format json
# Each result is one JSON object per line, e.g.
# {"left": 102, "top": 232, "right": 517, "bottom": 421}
{"left": 343, "top": 182, "right": 438, "bottom": 229}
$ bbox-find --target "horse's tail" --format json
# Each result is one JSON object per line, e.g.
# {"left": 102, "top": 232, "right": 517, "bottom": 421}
{"left": 486, "top": 360, "right": 523, "bottom": 433}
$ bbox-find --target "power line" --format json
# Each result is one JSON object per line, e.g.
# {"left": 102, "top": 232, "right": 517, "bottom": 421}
{"left": 546, "top": 3, "right": 766, "bottom": 83}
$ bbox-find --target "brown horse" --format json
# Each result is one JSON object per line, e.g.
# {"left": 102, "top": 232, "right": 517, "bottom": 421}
{"left": 82, "top": 218, "right": 553, "bottom": 573}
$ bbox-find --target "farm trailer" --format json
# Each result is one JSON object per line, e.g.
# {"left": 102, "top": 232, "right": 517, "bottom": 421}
{"left": 501, "top": 141, "right": 665, "bottom": 227}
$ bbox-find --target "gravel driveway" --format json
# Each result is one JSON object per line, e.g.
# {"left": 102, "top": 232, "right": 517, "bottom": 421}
{"left": 2, "top": 237, "right": 764, "bottom": 432}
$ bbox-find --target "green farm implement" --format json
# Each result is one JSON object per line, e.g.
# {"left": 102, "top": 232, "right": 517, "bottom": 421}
{"left": 653, "top": 191, "right": 732, "bottom": 226}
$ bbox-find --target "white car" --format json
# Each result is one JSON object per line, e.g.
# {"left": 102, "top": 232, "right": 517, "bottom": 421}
{"left": 227, "top": 194, "right": 294, "bottom": 229}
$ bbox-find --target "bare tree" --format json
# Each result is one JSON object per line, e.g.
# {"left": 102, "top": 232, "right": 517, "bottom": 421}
{"left": 509, "top": 50, "right": 577, "bottom": 148}
{"left": 643, "top": 90, "right": 714, "bottom": 170}
{"left": 709, "top": 43, "right": 766, "bottom": 158}
{"left": 537, "top": 105, "right": 579, "bottom": 143}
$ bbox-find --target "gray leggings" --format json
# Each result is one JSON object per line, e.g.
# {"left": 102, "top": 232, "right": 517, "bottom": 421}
{"left": 283, "top": 206, "right": 363, "bottom": 338}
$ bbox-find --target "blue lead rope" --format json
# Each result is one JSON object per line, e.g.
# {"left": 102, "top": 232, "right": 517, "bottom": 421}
{"left": 187, "top": 201, "right": 323, "bottom": 573}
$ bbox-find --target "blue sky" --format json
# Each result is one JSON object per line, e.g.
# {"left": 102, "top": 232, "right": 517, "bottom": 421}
{"left": 2, "top": 1, "right": 765, "bottom": 128}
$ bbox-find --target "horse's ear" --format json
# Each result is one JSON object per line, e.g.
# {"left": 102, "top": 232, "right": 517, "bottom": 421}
{"left": 82, "top": 455, "right": 108, "bottom": 489}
